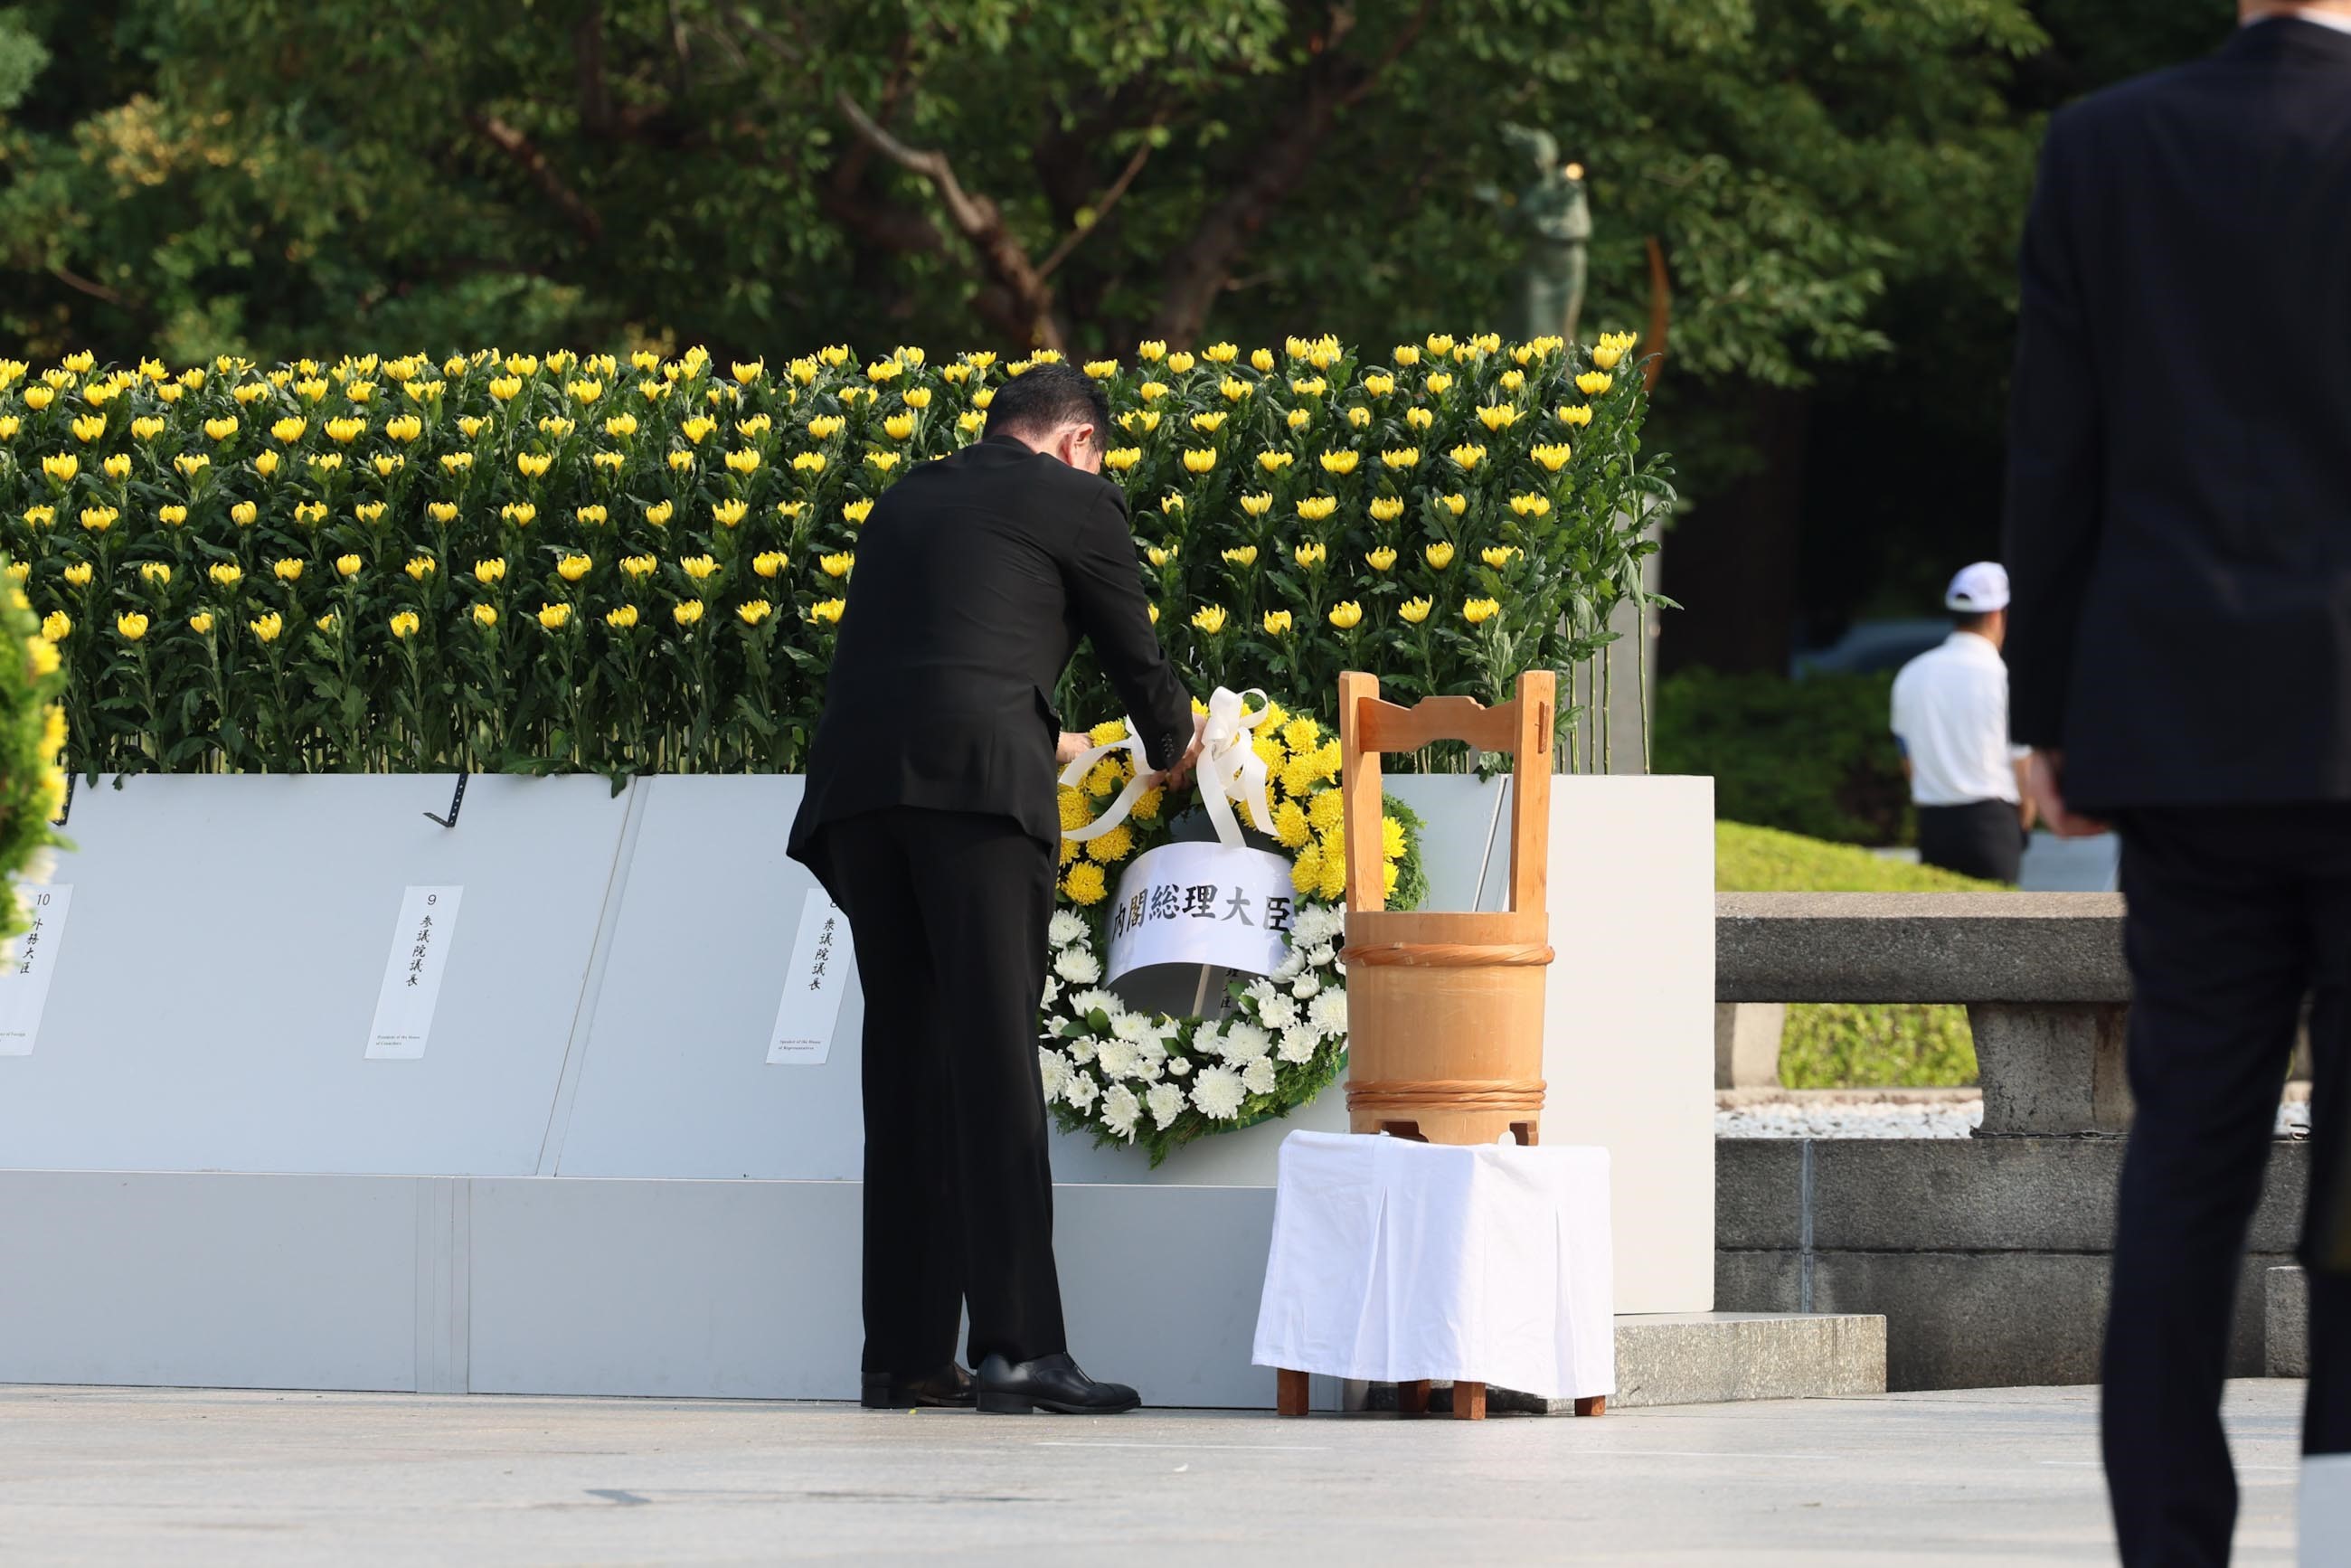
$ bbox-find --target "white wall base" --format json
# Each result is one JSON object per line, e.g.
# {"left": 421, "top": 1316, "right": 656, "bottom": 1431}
{"left": 0, "top": 1169, "right": 1311, "bottom": 1409}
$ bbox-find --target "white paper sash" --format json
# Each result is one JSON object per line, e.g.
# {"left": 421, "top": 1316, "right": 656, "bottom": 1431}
{"left": 1058, "top": 686, "right": 1280, "bottom": 850}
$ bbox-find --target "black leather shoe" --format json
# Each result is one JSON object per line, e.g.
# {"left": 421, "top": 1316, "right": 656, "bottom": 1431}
{"left": 859, "top": 1362, "right": 976, "bottom": 1410}
{"left": 975, "top": 1353, "right": 1141, "bottom": 1415}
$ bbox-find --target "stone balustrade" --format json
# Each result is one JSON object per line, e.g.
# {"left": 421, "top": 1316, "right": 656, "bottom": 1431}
{"left": 1715, "top": 893, "right": 2131, "bottom": 1135}
{"left": 1710, "top": 892, "right": 2313, "bottom": 1391}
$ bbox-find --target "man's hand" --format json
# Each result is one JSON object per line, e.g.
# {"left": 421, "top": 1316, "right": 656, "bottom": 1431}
{"left": 1142, "top": 712, "right": 1211, "bottom": 793}
{"left": 1056, "top": 731, "right": 1092, "bottom": 768}
{"left": 2029, "top": 750, "right": 2109, "bottom": 839}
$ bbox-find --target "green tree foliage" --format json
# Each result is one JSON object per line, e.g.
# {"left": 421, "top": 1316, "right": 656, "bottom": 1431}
{"left": 1657, "top": 667, "right": 1910, "bottom": 845}
{"left": 4, "top": 0, "right": 2060, "bottom": 376}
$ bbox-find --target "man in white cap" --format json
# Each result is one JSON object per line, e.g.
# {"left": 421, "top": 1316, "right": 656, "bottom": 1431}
{"left": 1888, "top": 562, "right": 2035, "bottom": 883}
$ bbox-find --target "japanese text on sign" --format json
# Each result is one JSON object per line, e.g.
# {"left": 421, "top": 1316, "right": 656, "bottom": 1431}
{"left": 1103, "top": 842, "right": 1296, "bottom": 986}
{"left": 769, "top": 889, "right": 854, "bottom": 1065}
{"left": 365, "top": 885, "right": 463, "bottom": 1060}
{"left": 0, "top": 883, "right": 72, "bottom": 1057}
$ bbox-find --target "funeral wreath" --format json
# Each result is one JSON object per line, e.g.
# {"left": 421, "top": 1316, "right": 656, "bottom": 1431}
{"left": 1042, "top": 690, "right": 1424, "bottom": 1166}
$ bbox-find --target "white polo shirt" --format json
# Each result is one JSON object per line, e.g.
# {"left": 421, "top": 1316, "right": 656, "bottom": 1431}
{"left": 1890, "top": 632, "right": 2029, "bottom": 807}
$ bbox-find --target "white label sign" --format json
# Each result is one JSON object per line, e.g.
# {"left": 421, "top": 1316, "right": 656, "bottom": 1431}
{"left": 1103, "top": 842, "right": 1298, "bottom": 985}
{"left": 0, "top": 884, "right": 72, "bottom": 1057}
{"left": 365, "top": 885, "right": 463, "bottom": 1061}
{"left": 768, "top": 890, "right": 854, "bottom": 1065}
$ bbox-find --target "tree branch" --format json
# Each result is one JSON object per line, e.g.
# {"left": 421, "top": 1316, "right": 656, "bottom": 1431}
{"left": 469, "top": 114, "right": 605, "bottom": 242}
{"left": 49, "top": 266, "right": 125, "bottom": 307}
{"left": 573, "top": 5, "right": 613, "bottom": 135}
{"left": 1147, "top": 0, "right": 1432, "bottom": 342}
{"left": 1644, "top": 235, "right": 1673, "bottom": 391}
{"left": 833, "top": 90, "right": 1062, "bottom": 349}
{"left": 1036, "top": 134, "right": 1155, "bottom": 281}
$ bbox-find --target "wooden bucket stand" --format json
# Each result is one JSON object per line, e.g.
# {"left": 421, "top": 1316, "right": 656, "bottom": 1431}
{"left": 1274, "top": 671, "right": 1603, "bottom": 1421}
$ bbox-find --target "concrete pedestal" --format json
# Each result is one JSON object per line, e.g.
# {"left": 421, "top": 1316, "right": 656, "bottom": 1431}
{"left": 0, "top": 771, "right": 1715, "bottom": 1402}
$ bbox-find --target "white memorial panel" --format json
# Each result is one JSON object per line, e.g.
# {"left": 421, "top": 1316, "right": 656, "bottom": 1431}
{"left": 0, "top": 775, "right": 628, "bottom": 1175}
{"left": 552, "top": 775, "right": 870, "bottom": 1179}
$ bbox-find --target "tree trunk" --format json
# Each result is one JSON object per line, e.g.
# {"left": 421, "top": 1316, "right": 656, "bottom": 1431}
{"left": 1658, "top": 383, "right": 1813, "bottom": 675}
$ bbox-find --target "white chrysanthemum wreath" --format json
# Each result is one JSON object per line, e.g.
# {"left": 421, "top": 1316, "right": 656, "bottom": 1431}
{"left": 1041, "top": 692, "right": 1425, "bottom": 1167}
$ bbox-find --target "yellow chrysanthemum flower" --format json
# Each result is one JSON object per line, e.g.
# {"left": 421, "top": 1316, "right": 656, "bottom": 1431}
{"left": 1064, "top": 862, "right": 1109, "bottom": 905}
{"left": 1088, "top": 720, "right": 1128, "bottom": 746}
{"left": 1290, "top": 840, "right": 1323, "bottom": 896}
{"left": 1086, "top": 824, "right": 1136, "bottom": 864}
{"left": 1317, "top": 837, "right": 1348, "bottom": 902}
{"left": 1058, "top": 787, "right": 1091, "bottom": 832}
{"left": 1273, "top": 799, "right": 1312, "bottom": 850}
{"left": 1082, "top": 759, "right": 1123, "bottom": 798}
{"left": 1308, "top": 788, "right": 1345, "bottom": 834}
{"left": 1131, "top": 788, "right": 1164, "bottom": 822}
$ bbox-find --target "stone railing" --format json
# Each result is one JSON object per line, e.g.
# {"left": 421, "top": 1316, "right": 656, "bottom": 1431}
{"left": 1715, "top": 893, "right": 2130, "bottom": 1135}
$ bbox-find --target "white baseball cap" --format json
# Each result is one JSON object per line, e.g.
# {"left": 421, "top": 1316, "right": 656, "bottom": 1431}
{"left": 1945, "top": 562, "right": 2010, "bottom": 614}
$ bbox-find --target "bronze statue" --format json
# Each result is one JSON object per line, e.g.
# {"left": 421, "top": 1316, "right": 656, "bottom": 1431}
{"left": 1478, "top": 126, "right": 1591, "bottom": 345}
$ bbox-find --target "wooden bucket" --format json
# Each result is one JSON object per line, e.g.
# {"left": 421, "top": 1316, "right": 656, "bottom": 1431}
{"left": 1337, "top": 670, "right": 1555, "bottom": 1146}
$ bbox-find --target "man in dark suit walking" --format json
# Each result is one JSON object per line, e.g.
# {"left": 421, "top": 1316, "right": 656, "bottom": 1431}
{"left": 2003, "top": 5, "right": 2351, "bottom": 1558}
{"left": 788, "top": 363, "right": 1199, "bottom": 1416}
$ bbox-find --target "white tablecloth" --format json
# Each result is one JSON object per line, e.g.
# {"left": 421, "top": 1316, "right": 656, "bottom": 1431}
{"left": 1251, "top": 1131, "right": 1614, "bottom": 1401}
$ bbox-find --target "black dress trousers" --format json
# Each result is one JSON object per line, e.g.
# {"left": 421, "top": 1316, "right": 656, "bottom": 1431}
{"left": 818, "top": 805, "right": 1066, "bottom": 1374}
{"left": 2102, "top": 807, "right": 2350, "bottom": 1565}
{"left": 1915, "top": 798, "right": 2027, "bottom": 885}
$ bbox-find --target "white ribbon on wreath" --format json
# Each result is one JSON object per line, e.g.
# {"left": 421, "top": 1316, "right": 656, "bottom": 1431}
{"left": 1057, "top": 685, "right": 1279, "bottom": 849}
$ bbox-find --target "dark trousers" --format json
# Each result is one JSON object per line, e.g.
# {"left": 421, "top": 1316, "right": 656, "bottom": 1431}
{"left": 1916, "top": 798, "right": 2028, "bottom": 884}
{"left": 2104, "top": 808, "right": 2351, "bottom": 1565}
{"left": 818, "top": 806, "right": 1067, "bottom": 1374}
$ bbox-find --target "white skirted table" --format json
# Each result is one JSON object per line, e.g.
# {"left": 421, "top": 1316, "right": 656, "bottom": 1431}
{"left": 1251, "top": 1131, "right": 1615, "bottom": 1419}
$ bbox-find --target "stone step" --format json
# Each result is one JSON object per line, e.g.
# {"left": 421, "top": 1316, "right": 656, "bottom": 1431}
{"left": 1362, "top": 1310, "right": 1888, "bottom": 1413}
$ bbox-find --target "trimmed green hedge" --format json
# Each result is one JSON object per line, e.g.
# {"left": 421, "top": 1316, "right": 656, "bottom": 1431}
{"left": 1662, "top": 670, "right": 1909, "bottom": 846}
{"left": 1716, "top": 822, "right": 1987, "bottom": 1088}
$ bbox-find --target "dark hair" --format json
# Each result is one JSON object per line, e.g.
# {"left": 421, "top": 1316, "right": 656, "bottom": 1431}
{"left": 984, "top": 362, "right": 1109, "bottom": 440}
{"left": 1952, "top": 609, "right": 1998, "bottom": 633}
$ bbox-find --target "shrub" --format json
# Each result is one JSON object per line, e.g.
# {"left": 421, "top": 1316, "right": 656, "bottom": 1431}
{"left": 0, "top": 553, "right": 71, "bottom": 943}
{"left": 1716, "top": 821, "right": 1989, "bottom": 1089}
{"left": 1658, "top": 668, "right": 1909, "bottom": 846}
{"left": 0, "top": 336, "right": 1666, "bottom": 778}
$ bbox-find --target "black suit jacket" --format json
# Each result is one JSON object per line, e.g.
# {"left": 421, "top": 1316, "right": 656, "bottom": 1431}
{"left": 2003, "top": 18, "right": 2351, "bottom": 808}
{"left": 787, "top": 434, "right": 1192, "bottom": 880}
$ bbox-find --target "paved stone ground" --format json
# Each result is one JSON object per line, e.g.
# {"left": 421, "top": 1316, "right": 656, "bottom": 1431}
{"left": 1714, "top": 1091, "right": 2312, "bottom": 1140}
{"left": 0, "top": 1380, "right": 2309, "bottom": 1564}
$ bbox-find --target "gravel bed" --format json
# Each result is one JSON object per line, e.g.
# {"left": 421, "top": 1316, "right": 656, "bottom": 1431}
{"left": 1717, "top": 1095, "right": 2314, "bottom": 1139}
{"left": 1716, "top": 1098, "right": 1981, "bottom": 1139}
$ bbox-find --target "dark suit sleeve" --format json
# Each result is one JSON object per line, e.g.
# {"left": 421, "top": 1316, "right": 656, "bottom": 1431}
{"left": 1063, "top": 486, "right": 1194, "bottom": 771}
{"left": 2001, "top": 111, "right": 2104, "bottom": 751}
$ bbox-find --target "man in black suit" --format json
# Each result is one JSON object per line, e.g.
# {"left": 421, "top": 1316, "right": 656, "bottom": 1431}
{"left": 2002, "top": 5, "right": 2351, "bottom": 1558}
{"left": 788, "top": 363, "right": 1199, "bottom": 1416}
